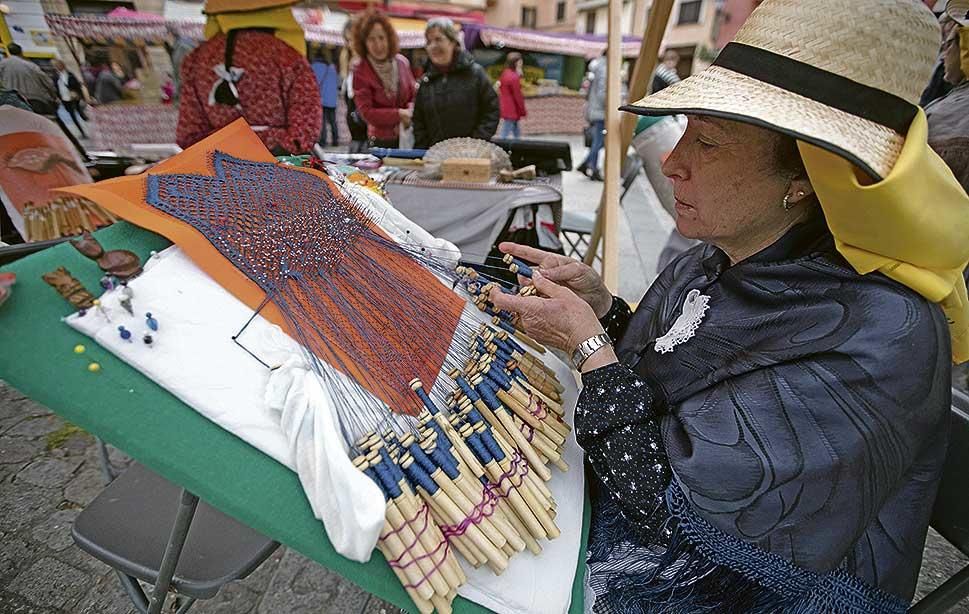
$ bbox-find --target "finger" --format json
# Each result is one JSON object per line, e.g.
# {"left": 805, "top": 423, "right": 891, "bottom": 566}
{"left": 540, "top": 261, "right": 586, "bottom": 284}
{"left": 531, "top": 271, "right": 571, "bottom": 299}
{"left": 497, "top": 242, "right": 567, "bottom": 267}
{"left": 489, "top": 286, "right": 544, "bottom": 314}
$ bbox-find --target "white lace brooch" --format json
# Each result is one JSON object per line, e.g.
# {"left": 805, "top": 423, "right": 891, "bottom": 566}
{"left": 653, "top": 288, "right": 710, "bottom": 354}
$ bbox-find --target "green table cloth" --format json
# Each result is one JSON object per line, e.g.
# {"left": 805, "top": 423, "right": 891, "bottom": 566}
{"left": 0, "top": 222, "right": 591, "bottom": 614}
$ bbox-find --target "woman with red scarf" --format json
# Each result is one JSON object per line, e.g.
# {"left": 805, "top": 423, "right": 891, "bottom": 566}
{"left": 351, "top": 9, "right": 417, "bottom": 149}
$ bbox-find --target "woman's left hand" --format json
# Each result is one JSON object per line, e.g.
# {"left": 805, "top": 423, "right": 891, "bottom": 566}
{"left": 489, "top": 271, "right": 605, "bottom": 354}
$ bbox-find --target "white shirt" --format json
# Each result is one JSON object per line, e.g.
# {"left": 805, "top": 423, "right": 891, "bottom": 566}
{"left": 56, "top": 70, "right": 71, "bottom": 102}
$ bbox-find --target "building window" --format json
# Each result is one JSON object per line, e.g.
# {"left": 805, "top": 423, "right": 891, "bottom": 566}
{"left": 585, "top": 11, "right": 597, "bottom": 34}
{"left": 556, "top": 1, "right": 566, "bottom": 22}
{"left": 678, "top": 0, "right": 702, "bottom": 24}
{"left": 521, "top": 6, "right": 537, "bottom": 28}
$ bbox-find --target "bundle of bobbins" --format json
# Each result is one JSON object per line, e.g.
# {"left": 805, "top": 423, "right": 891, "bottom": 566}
{"left": 347, "top": 262, "right": 569, "bottom": 613}
{"left": 22, "top": 197, "right": 119, "bottom": 242}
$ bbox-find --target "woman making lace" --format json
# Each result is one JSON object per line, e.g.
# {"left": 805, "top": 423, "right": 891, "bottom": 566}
{"left": 491, "top": 0, "right": 969, "bottom": 611}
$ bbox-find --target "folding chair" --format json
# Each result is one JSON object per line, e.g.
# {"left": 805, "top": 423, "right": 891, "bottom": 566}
{"left": 561, "top": 156, "right": 643, "bottom": 262}
{"left": 910, "top": 387, "right": 969, "bottom": 613}
{"left": 72, "top": 446, "right": 279, "bottom": 614}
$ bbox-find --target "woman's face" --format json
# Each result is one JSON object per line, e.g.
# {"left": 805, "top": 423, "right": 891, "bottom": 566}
{"left": 662, "top": 116, "right": 798, "bottom": 251}
{"left": 943, "top": 29, "right": 964, "bottom": 85}
{"left": 365, "top": 24, "right": 389, "bottom": 61}
{"left": 426, "top": 27, "right": 456, "bottom": 67}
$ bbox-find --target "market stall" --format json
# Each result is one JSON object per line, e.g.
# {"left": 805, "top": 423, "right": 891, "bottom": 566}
{"left": 462, "top": 24, "right": 643, "bottom": 136}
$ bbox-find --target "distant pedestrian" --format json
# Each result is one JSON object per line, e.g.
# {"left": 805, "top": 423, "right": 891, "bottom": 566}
{"left": 498, "top": 52, "right": 527, "bottom": 140}
{"left": 351, "top": 9, "right": 416, "bottom": 149}
{"left": 311, "top": 46, "right": 340, "bottom": 147}
{"left": 412, "top": 17, "right": 499, "bottom": 149}
{"left": 94, "top": 62, "right": 125, "bottom": 105}
{"left": 0, "top": 43, "right": 58, "bottom": 114}
{"left": 651, "top": 49, "right": 681, "bottom": 94}
{"left": 342, "top": 20, "right": 369, "bottom": 153}
{"left": 577, "top": 52, "right": 606, "bottom": 181}
{"left": 51, "top": 59, "right": 88, "bottom": 138}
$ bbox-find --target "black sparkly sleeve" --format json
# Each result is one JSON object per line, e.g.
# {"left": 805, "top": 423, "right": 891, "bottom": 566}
{"left": 598, "top": 296, "right": 632, "bottom": 342}
{"left": 575, "top": 362, "right": 672, "bottom": 544}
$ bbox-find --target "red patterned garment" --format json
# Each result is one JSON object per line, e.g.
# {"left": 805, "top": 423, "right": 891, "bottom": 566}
{"left": 177, "top": 30, "right": 321, "bottom": 154}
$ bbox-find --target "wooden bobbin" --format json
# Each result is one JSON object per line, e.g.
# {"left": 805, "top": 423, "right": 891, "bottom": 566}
{"left": 386, "top": 499, "right": 453, "bottom": 598}
{"left": 402, "top": 453, "right": 503, "bottom": 571}
{"left": 484, "top": 422, "right": 555, "bottom": 507}
{"left": 393, "top": 488, "right": 467, "bottom": 588}
{"left": 378, "top": 512, "right": 436, "bottom": 601}
{"left": 480, "top": 457, "right": 547, "bottom": 542}
{"left": 376, "top": 538, "right": 434, "bottom": 614}
{"left": 428, "top": 464, "right": 515, "bottom": 555}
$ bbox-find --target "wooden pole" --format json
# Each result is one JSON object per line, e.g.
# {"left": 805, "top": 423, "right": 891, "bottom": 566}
{"left": 583, "top": 0, "right": 676, "bottom": 274}
{"left": 601, "top": 0, "right": 623, "bottom": 291}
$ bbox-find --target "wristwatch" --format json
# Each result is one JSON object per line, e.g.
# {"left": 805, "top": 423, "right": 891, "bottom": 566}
{"left": 571, "top": 333, "right": 613, "bottom": 371}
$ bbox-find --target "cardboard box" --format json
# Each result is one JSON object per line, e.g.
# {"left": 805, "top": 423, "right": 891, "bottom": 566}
{"left": 441, "top": 158, "right": 492, "bottom": 183}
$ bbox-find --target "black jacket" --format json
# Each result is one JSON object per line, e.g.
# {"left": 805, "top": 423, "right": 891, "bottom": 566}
{"left": 412, "top": 51, "right": 499, "bottom": 149}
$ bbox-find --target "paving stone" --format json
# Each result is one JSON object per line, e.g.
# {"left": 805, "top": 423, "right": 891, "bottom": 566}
{"left": 0, "top": 437, "right": 42, "bottom": 465}
{"left": 57, "top": 431, "right": 94, "bottom": 458}
{"left": 0, "top": 483, "right": 57, "bottom": 533}
{"left": 55, "top": 544, "right": 112, "bottom": 577}
{"left": 237, "top": 547, "right": 284, "bottom": 594}
{"left": 4, "top": 416, "right": 64, "bottom": 440}
{"left": 0, "top": 538, "right": 43, "bottom": 583}
{"left": 30, "top": 509, "right": 80, "bottom": 552}
{"left": 63, "top": 466, "right": 106, "bottom": 508}
{"left": 191, "top": 582, "right": 258, "bottom": 614}
{"left": 15, "top": 458, "right": 82, "bottom": 490}
{"left": 6, "top": 557, "right": 90, "bottom": 609}
{"left": 74, "top": 574, "right": 138, "bottom": 614}
{"left": 256, "top": 549, "right": 355, "bottom": 614}
{"left": 360, "top": 595, "right": 404, "bottom": 614}
{"left": 0, "top": 382, "right": 29, "bottom": 404}
{"left": 0, "top": 590, "right": 61, "bottom": 614}
{"left": 81, "top": 442, "right": 131, "bottom": 478}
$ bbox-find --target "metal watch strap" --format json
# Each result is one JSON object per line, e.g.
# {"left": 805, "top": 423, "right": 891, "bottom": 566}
{"left": 571, "top": 333, "right": 613, "bottom": 370}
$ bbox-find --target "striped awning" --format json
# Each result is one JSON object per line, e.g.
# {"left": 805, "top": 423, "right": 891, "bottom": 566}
{"left": 46, "top": 12, "right": 429, "bottom": 49}
{"left": 46, "top": 13, "right": 172, "bottom": 45}
{"left": 475, "top": 26, "right": 641, "bottom": 59}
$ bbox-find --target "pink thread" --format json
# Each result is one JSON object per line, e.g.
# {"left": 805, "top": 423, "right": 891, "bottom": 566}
{"left": 380, "top": 502, "right": 431, "bottom": 542}
{"left": 441, "top": 480, "right": 501, "bottom": 539}
{"left": 529, "top": 396, "right": 548, "bottom": 420}
{"left": 519, "top": 420, "right": 535, "bottom": 442}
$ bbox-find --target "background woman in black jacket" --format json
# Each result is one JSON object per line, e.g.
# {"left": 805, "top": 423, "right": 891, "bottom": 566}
{"left": 412, "top": 18, "right": 499, "bottom": 149}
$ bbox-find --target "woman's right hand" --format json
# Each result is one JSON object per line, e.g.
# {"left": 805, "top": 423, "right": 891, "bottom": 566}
{"left": 498, "top": 242, "right": 613, "bottom": 318}
{"left": 398, "top": 108, "right": 413, "bottom": 128}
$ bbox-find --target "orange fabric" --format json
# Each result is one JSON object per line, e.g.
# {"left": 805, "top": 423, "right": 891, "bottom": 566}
{"left": 58, "top": 118, "right": 464, "bottom": 413}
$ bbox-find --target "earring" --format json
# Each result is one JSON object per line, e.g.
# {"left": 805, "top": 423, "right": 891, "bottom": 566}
{"left": 782, "top": 193, "right": 793, "bottom": 211}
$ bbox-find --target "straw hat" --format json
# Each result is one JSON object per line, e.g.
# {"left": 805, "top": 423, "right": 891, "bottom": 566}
{"left": 946, "top": 0, "right": 969, "bottom": 25}
{"left": 622, "top": 0, "right": 940, "bottom": 180}
{"left": 204, "top": 0, "right": 296, "bottom": 15}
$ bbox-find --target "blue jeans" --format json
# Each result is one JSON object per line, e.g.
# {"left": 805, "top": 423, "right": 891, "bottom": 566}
{"left": 499, "top": 119, "right": 521, "bottom": 139}
{"left": 582, "top": 119, "right": 605, "bottom": 170}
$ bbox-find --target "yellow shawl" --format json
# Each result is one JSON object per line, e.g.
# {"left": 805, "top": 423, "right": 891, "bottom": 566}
{"left": 204, "top": 6, "right": 305, "bottom": 57}
{"left": 799, "top": 108, "right": 969, "bottom": 363}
